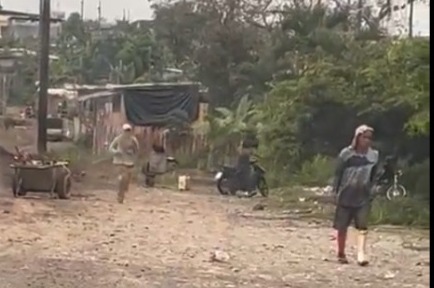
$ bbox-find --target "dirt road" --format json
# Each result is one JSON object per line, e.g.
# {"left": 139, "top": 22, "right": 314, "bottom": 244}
{"left": 0, "top": 185, "right": 429, "bottom": 288}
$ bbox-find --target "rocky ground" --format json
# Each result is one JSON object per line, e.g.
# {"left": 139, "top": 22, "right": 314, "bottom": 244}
{"left": 0, "top": 183, "right": 429, "bottom": 288}
{"left": 0, "top": 120, "right": 429, "bottom": 288}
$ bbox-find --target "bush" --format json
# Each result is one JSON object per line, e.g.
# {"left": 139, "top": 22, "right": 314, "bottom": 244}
{"left": 292, "top": 154, "right": 334, "bottom": 187}
{"left": 370, "top": 197, "right": 430, "bottom": 228}
{"left": 266, "top": 167, "right": 292, "bottom": 188}
{"left": 401, "top": 159, "right": 430, "bottom": 200}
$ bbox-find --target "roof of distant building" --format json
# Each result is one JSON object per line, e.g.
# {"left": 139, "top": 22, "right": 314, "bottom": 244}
{"left": 0, "top": 9, "right": 63, "bottom": 22}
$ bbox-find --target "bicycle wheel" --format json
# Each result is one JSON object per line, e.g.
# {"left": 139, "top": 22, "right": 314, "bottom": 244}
{"left": 386, "top": 185, "right": 407, "bottom": 200}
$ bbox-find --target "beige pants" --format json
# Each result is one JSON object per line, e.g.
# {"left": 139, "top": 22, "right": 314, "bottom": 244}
{"left": 116, "top": 164, "right": 133, "bottom": 203}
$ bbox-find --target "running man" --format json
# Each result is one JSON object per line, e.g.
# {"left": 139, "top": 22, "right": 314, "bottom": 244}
{"left": 109, "top": 123, "right": 139, "bottom": 203}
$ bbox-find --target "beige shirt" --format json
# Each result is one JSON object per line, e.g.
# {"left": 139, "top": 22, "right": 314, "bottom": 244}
{"left": 109, "top": 133, "right": 139, "bottom": 166}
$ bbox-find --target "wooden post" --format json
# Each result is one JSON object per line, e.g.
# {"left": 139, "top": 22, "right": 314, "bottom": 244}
{"left": 37, "top": 0, "right": 51, "bottom": 153}
{"left": 80, "top": 0, "right": 84, "bottom": 19}
{"left": 0, "top": 74, "right": 4, "bottom": 116}
{"left": 408, "top": 0, "right": 414, "bottom": 38}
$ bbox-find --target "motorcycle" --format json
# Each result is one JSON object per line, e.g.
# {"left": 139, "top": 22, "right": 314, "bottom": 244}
{"left": 215, "top": 158, "right": 269, "bottom": 197}
{"left": 374, "top": 170, "right": 407, "bottom": 200}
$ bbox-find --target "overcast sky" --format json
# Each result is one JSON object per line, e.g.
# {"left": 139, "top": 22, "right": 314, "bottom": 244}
{"left": 1, "top": 0, "right": 154, "bottom": 21}
{"left": 1, "top": 0, "right": 429, "bottom": 35}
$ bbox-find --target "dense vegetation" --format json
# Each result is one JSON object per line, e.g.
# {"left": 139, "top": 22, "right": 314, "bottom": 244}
{"left": 2, "top": 0, "right": 429, "bottom": 226}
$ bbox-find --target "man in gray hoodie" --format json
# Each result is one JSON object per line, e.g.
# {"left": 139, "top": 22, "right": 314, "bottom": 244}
{"left": 332, "top": 124, "right": 378, "bottom": 266}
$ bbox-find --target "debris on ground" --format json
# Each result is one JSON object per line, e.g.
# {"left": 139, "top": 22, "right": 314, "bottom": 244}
{"left": 210, "top": 249, "right": 230, "bottom": 263}
{"left": 252, "top": 203, "right": 266, "bottom": 211}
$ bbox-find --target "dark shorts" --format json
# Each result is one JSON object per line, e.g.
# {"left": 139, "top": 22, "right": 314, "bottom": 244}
{"left": 333, "top": 204, "right": 370, "bottom": 231}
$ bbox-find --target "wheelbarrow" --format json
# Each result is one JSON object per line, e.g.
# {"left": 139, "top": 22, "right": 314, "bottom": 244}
{"left": 10, "top": 161, "right": 72, "bottom": 199}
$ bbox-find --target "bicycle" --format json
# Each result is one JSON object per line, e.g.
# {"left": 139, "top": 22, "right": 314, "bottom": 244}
{"left": 383, "top": 170, "right": 408, "bottom": 200}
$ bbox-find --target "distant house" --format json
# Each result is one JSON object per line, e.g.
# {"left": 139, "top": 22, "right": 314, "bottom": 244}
{"left": 89, "top": 21, "right": 117, "bottom": 40}
{"left": 130, "top": 19, "right": 153, "bottom": 30}
{"left": 46, "top": 88, "right": 77, "bottom": 117}
{"left": 0, "top": 9, "right": 64, "bottom": 40}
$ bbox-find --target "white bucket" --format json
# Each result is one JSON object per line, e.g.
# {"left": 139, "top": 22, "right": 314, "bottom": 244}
{"left": 178, "top": 175, "right": 191, "bottom": 191}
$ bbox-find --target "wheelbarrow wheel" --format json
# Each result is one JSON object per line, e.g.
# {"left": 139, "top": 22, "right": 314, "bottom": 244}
{"left": 12, "top": 175, "right": 26, "bottom": 197}
{"left": 56, "top": 175, "right": 71, "bottom": 199}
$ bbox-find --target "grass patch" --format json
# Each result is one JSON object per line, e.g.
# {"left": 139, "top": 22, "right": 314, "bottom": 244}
{"left": 266, "top": 185, "right": 430, "bottom": 228}
{"left": 291, "top": 154, "right": 334, "bottom": 187}
{"left": 370, "top": 197, "right": 430, "bottom": 228}
{"left": 266, "top": 186, "right": 334, "bottom": 219}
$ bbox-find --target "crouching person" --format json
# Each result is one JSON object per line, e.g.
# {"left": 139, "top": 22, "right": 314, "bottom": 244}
{"left": 109, "top": 123, "right": 139, "bottom": 203}
{"left": 332, "top": 124, "right": 378, "bottom": 266}
{"left": 143, "top": 127, "right": 169, "bottom": 187}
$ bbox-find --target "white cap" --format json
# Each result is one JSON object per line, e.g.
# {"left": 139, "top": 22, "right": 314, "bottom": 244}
{"left": 354, "top": 124, "right": 374, "bottom": 136}
{"left": 351, "top": 124, "right": 374, "bottom": 148}
{"left": 122, "top": 123, "right": 132, "bottom": 131}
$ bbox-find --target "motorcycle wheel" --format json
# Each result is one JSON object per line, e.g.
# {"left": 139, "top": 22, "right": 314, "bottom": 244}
{"left": 257, "top": 176, "right": 269, "bottom": 197}
{"left": 385, "top": 185, "right": 407, "bottom": 200}
{"left": 217, "top": 177, "right": 236, "bottom": 195}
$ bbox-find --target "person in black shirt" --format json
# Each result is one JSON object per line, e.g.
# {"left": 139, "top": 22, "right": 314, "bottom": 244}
{"left": 236, "top": 129, "right": 259, "bottom": 194}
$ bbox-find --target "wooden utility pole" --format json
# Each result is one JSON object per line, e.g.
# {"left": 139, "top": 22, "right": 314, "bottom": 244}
{"left": 97, "top": 1, "right": 101, "bottom": 23}
{"left": 408, "top": 0, "right": 414, "bottom": 38}
{"left": 80, "top": 0, "right": 84, "bottom": 19}
{"left": 37, "top": 0, "right": 51, "bottom": 154}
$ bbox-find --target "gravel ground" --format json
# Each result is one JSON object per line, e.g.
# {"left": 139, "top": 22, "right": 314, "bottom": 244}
{"left": 0, "top": 184, "right": 429, "bottom": 288}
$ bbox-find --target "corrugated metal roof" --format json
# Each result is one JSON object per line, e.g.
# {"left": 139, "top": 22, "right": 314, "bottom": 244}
{"left": 77, "top": 91, "right": 117, "bottom": 102}
{"left": 0, "top": 48, "right": 59, "bottom": 60}
{"left": 70, "top": 82, "right": 199, "bottom": 90}
{"left": 47, "top": 88, "right": 78, "bottom": 100}
{"left": 72, "top": 82, "right": 206, "bottom": 102}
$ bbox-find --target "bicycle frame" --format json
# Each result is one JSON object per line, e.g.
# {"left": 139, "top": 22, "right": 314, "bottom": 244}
{"left": 392, "top": 170, "right": 402, "bottom": 189}
{"left": 392, "top": 174, "right": 398, "bottom": 189}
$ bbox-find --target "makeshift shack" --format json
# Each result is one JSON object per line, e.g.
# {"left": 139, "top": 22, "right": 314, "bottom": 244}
{"left": 77, "top": 82, "right": 208, "bottom": 155}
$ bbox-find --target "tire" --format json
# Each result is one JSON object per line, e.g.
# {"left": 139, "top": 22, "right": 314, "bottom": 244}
{"left": 385, "top": 184, "right": 407, "bottom": 200}
{"left": 12, "top": 176, "right": 26, "bottom": 197}
{"left": 216, "top": 177, "right": 230, "bottom": 195}
{"left": 257, "top": 176, "right": 269, "bottom": 198}
{"left": 56, "top": 175, "right": 71, "bottom": 199}
{"left": 12, "top": 175, "right": 18, "bottom": 197}
{"left": 217, "top": 177, "right": 237, "bottom": 195}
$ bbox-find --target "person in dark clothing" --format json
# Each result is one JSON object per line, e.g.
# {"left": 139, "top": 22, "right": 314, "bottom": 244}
{"left": 237, "top": 130, "right": 259, "bottom": 194}
{"left": 332, "top": 124, "right": 379, "bottom": 266}
{"left": 377, "top": 156, "right": 397, "bottom": 184}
